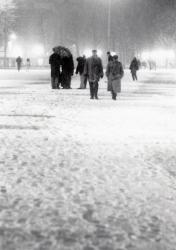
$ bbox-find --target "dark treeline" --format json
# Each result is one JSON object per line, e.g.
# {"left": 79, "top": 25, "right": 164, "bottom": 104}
{"left": 1, "top": 0, "right": 176, "bottom": 63}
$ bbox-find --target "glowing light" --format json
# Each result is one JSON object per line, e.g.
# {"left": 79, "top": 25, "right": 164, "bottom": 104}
{"left": 32, "top": 44, "right": 45, "bottom": 57}
{"left": 97, "top": 49, "right": 103, "bottom": 57}
{"left": 111, "top": 51, "right": 117, "bottom": 56}
{"left": 83, "top": 49, "right": 92, "bottom": 58}
{"left": 9, "top": 33, "right": 17, "bottom": 41}
{"left": 141, "top": 49, "right": 175, "bottom": 66}
{"left": 38, "top": 58, "right": 44, "bottom": 66}
{"left": 141, "top": 51, "right": 150, "bottom": 61}
{"left": 166, "top": 50, "right": 175, "bottom": 60}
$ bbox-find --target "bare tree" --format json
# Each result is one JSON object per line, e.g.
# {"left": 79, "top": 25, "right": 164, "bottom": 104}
{"left": 0, "top": 0, "right": 16, "bottom": 67}
{"left": 13, "top": 0, "right": 176, "bottom": 62}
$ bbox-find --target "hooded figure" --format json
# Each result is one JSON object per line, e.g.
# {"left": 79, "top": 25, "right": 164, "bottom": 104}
{"left": 106, "top": 55, "right": 124, "bottom": 100}
{"left": 130, "top": 57, "right": 139, "bottom": 81}
{"left": 84, "top": 50, "right": 104, "bottom": 99}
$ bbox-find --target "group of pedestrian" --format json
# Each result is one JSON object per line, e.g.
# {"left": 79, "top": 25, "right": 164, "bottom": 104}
{"left": 49, "top": 47, "right": 140, "bottom": 100}
{"left": 49, "top": 47, "right": 74, "bottom": 89}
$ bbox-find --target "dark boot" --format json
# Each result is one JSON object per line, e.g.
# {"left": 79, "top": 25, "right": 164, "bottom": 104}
{"left": 112, "top": 91, "right": 117, "bottom": 100}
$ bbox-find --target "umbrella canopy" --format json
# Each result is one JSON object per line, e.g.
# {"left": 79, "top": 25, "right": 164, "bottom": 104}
{"left": 54, "top": 46, "right": 72, "bottom": 58}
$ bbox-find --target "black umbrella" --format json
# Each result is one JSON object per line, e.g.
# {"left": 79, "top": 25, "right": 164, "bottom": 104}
{"left": 55, "top": 46, "right": 72, "bottom": 58}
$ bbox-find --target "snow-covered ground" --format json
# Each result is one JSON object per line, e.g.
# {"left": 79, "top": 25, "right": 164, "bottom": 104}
{"left": 0, "top": 69, "right": 176, "bottom": 250}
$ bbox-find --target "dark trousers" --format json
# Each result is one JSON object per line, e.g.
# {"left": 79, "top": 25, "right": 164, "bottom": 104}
{"left": 89, "top": 81, "right": 99, "bottom": 98}
{"left": 61, "top": 72, "right": 71, "bottom": 89}
{"left": 51, "top": 77, "right": 59, "bottom": 89}
{"left": 131, "top": 70, "right": 137, "bottom": 81}
{"left": 17, "top": 63, "right": 21, "bottom": 71}
{"left": 51, "top": 67, "right": 60, "bottom": 89}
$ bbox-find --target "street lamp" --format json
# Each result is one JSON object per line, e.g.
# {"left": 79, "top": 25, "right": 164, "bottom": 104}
{"left": 107, "top": 0, "right": 112, "bottom": 50}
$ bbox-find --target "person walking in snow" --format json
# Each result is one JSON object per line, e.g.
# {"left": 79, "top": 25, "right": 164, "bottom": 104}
{"left": 76, "top": 55, "right": 87, "bottom": 89}
{"left": 106, "top": 55, "right": 124, "bottom": 100}
{"left": 130, "top": 57, "right": 139, "bottom": 81}
{"left": 49, "top": 47, "right": 61, "bottom": 89}
{"left": 16, "top": 56, "right": 22, "bottom": 71}
{"left": 107, "top": 51, "right": 113, "bottom": 91}
{"left": 26, "top": 58, "right": 31, "bottom": 71}
{"left": 84, "top": 49, "right": 104, "bottom": 99}
{"left": 60, "top": 51, "right": 74, "bottom": 89}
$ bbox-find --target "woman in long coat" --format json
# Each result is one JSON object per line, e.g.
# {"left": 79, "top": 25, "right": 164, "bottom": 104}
{"left": 106, "top": 55, "right": 124, "bottom": 100}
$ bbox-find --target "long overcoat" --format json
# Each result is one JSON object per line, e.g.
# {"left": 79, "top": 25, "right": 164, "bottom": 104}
{"left": 84, "top": 56, "right": 104, "bottom": 82}
{"left": 106, "top": 61, "right": 124, "bottom": 93}
{"left": 49, "top": 53, "right": 61, "bottom": 77}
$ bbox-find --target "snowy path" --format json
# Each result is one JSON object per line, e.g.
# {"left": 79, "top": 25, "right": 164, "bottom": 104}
{"left": 0, "top": 69, "right": 176, "bottom": 250}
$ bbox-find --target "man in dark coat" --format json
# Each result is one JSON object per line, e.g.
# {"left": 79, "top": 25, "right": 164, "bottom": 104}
{"left": 130, "top": 57, "right": 139, "bottom": 81}
{"left": 76, "top": 55, "right": 87, "bottom": 89}
{"left": 16, "top": 56, "right": 22, "bottom": 71}
{"left": 61, "top": 53, "right": 74, "bottom": 89}
{"left": 84, "top": 50, "right": 104, "bottom": 99}
{"left": 49, "top": 48, "right": 61, "bottom": 89}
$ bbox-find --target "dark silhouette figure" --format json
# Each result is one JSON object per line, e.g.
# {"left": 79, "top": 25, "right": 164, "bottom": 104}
{"left": 84, "top": 50, "right": 104, "bottom": 100}
{"left": 130, "top": 57, "right": 139, "bottom": 81}
{"left": 107, "top": 51, "right": 113, "bottom": 62}
{"left": 76, "top": 55, "right": 87, "bottom": 89}
{"left": 16, "top": 56, "right": 22, "bottom": 71}
{"left": 49, "top": 48, "right": 61, "bottom": 89}
{"left": 61, "top": 53, "right": 74, "bottom": 89}
{"left": 26, "top": 58, "right": 31, "bottom": 70}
